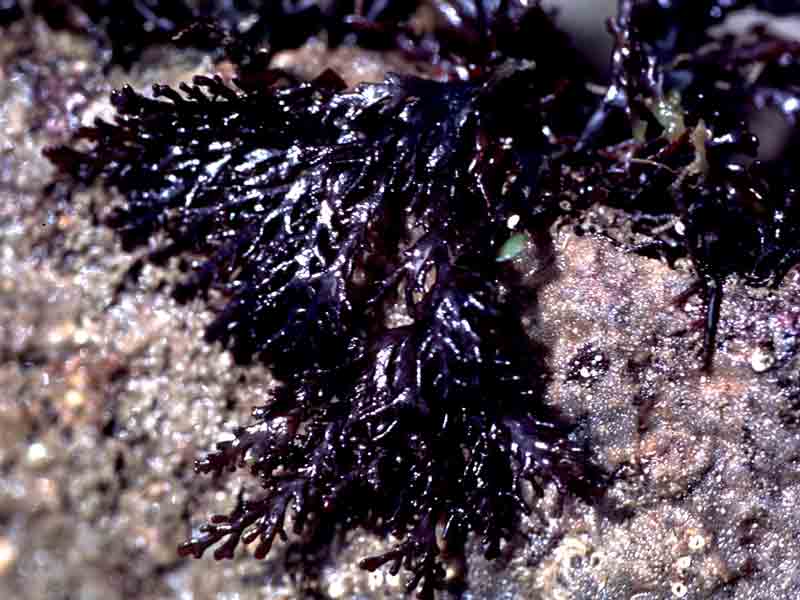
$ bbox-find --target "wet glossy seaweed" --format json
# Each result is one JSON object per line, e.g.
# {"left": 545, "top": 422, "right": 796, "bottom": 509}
{"left": 573, "top": 0, "right": 800, "bottom": 366}
{"left": 46, "top": 61, "right": 598, "bottom": 596}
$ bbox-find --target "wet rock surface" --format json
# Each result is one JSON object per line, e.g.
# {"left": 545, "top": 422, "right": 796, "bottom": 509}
{"left": 3, "top": 6, "right": 800, "bottom": 600}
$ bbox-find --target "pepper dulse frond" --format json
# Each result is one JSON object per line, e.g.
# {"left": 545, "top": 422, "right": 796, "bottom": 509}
{"left": 46, "top": 54, "right": 600, "bottom": 596}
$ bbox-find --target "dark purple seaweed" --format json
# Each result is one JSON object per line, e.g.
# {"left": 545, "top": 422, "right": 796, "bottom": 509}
{"left": 572, "top": 0, "right": 800, "bottom": 367}
{"left": 29, "top": 0, "right": 413, "bottom": 68}
{"left": 29, "top": 0, "right": 589, "bottom": 83}
{"left": 46, "top": 63, "right": 599, "bottom": 597}
{"left": 31, "top": 0, "right": 198, "bottom": 67}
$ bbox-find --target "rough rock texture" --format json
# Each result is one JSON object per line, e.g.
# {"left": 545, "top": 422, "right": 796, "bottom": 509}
{"left": 3, "top": 5, "right": 800, "bottom": 600}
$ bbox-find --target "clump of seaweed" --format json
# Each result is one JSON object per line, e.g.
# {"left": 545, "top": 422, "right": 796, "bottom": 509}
{"left": 28, "top": 1, "right": 590, "bottom": 83}
{"left": 568, "top": 0, "right": 800, "bottom": 367}
{"left": 46, "top": 56, "right": 599, "bottom": 596}
{"left": 31, "top": 0, "right": 199, "bottom": 67}
{"left": 44, "top": 0, "right": 800, "bottom": 597}
{"left": 29, "top": 0, "right": 405, "bottom": 68}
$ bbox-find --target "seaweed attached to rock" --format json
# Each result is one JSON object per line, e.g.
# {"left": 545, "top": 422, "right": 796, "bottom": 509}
{"left": 28, "top": 0, "right": 404, "bottom": 68}
{"left": 46, "top": 61, "right": 600, "bottom": 597}
{"left": 28, "top": 0, "right": 591, "bottom": 90}
{"left": 567, "top": 0, "right": 800, "bottom": 368}
{"left": 31, "top": 0, "right": 198, "bottom": 67}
